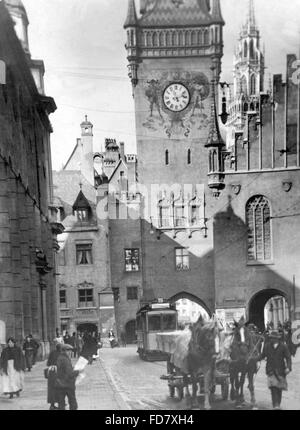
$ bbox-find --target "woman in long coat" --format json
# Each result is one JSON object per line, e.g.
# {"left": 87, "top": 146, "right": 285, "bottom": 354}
{"left": 0, "top": 338, "right": 25, "bottom": 399}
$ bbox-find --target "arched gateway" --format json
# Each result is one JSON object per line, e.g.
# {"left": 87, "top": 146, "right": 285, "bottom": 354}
{"left": 169, "top": 292, "right": 211, "bottom": 325}
{"left": 248, "top": 289, "right": 290, "bottom": 332}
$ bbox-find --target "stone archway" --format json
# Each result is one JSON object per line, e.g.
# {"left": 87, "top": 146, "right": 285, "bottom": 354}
{"left": 125, "top": 320, "right": 137, "bottom": 344}
{"left": 248, "top": 289, "right": 289, "bottom": 332}
{"left": 169, "top": 292, "right": 211, "bottom": 326}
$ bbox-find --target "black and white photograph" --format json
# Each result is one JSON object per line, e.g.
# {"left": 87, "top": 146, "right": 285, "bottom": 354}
{"left": 0, "top": 0, "right": 300, "bottom": 412}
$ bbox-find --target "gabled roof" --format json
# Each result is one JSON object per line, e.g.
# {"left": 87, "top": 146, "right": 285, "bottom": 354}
{"left": 72, "top": 190, "right": 91, "bottom": 210}
{"left": 63, "top": 140, "right": 80, "bottom": 170}
{"left": 139, "top": 0, "right": 212, "bottom": 27}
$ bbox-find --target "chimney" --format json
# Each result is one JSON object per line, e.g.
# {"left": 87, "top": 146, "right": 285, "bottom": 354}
{"left": 120, "top": 142, "right": 125, "bottom": 160}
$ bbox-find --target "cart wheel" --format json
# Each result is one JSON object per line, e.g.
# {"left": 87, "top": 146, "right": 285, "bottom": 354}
{"left": 221, "top": 380, "right": 229, "bottom": 401}
{"left": 169, "top": 385, "right": 175, "bottom": 398}
{"left": 176, "top": 386, "right": 184, "bottom": 401}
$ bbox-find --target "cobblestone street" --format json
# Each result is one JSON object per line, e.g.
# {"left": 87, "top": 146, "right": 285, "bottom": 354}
{"left": 0, "top": 345, "right": 300, "bottom": 410}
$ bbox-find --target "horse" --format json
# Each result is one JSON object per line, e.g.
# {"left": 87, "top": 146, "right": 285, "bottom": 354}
{"left": 229, "top": 318, "right": 264, "bottom": 409}
{"left": 171, "top": 315, "right": 221, "bottom": 410}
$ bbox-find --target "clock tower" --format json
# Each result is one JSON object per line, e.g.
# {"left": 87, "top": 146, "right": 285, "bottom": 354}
{"left": 124, "top": 0, "right": 225, "bottom": 309}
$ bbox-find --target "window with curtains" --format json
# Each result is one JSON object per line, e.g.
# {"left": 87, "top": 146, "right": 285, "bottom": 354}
{"left": 175, "top": 248, "right": 190, "bottom": 271}
{"left": 76, "top": 243, "right": 93, "bottom": 265}
{"left": 75, "top": 209, "right": 89, "bottom": 222}
{"left": 246, "top": 196, "right": 271, "bottom": 262}
{"left": 125, "top": 249, "right": 140, "bottom": 272}
{"left": 78, "top": 289, "right": 94, "bottom": 308}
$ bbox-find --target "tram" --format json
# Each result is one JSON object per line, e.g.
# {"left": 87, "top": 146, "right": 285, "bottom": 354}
{"left": 136, "top": 300, "right": 178, "bottom": 361}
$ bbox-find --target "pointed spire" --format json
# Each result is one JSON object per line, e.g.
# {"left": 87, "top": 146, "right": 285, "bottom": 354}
{"left": 124, "top": 0, "right": 138, "bottom": 28}
{"left": 210, "top": 0, "right": 225, "bottom": 25}
{"left": 247, "top": 0, "right": 256, "bottom": 30}
{"left": 206, "top": 69, "right": 225, "bottom": 148}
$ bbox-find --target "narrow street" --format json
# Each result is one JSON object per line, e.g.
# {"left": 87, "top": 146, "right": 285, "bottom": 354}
{"left": 1, "top": 345, "right": 300, "bottom": 410}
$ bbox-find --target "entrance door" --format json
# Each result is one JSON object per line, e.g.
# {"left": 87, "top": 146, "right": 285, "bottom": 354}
{"left": 77, "top": 323, "right": 98, "bottom": 336}
{"left": 125, "top": 320, "right": 137, "bottom": 344}
{"left": 248, "top": 289, "right": 289, "bottom": 332}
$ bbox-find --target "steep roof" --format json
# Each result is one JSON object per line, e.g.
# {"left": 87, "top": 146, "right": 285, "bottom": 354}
{"left": 124, "top": 0, "right": 138, "bottom": 28}
{"left": 139, "top": 0, "right": 212, "bottom": 27}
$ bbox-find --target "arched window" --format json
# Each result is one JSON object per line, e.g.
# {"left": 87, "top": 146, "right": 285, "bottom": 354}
{"left": 153, "top": 32, "right": 158, "bottom": 47}
{"left": 166, "top": 31, "right": 171, "bottom": 46}
{"left": 246, "top": 196, "right": 271, "bottom": 261}
{"left": 187, "top": 149, "right": 191, "bottom": 165}
{"left": 250, "top": 74, "right": 256, "bottom": 95}
{"left": 241, "top": 75, "right": 247, "bottom": 95}
{"left": 165, "top": 150, "right": 169, "bottom": 165}
{"left": 244, "top": 41, "right": 248, "bottom": 57}
{"left": 203, "top": 29, "right": 209, "bottom": 45}
{"left": 191, "top": 31, "right": 197, "bottom": 45}
{"left": 249, "top": 39, "right": 254, "bottom": 59}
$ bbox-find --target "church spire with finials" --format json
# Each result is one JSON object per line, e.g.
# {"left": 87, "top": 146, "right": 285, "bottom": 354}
{"left": 205, "top": 67, "right": 226, "bottom": 197}
{"left": 225, "top": 0, "right": 265, "bottom": 148}
{"left": 247, "top": 0, "right": 256, "bottom": 31}
{"left": 124, "top": 0, "right": 138, "bottom": 28}
{"left": 124, "top": 0, "right": 139, "bottom": 88}
{"left": 210, "top": 0, "right": 225, "bottom": 25}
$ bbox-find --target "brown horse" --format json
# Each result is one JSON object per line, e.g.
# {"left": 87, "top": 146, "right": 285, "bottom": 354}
{"left": 171, "top": 315, "right": 221, "bottom": 410}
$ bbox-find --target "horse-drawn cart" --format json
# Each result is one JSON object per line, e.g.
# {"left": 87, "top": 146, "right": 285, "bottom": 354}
{"left": 157, "top": 331, "right": 230, "bottom": 403}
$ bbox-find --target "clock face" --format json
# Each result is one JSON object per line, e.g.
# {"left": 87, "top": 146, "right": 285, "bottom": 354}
{"left": 163, "top": 83, "right": 190, "bottom": 112}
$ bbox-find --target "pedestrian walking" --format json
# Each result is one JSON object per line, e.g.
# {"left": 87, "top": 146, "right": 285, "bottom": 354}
{"left": 70, "top": 332, "right": 77, "bottom": 358}
{"left": 258, "top": 330, "right": 292, "bottom": 410}
{"left": 76, "top": 333, "right": 84, "bottom": 358}
{"left": 29, "top": 335, "right": 40, "bottom": 365}
{"left": 55, "top": 343, "right": 81, "bottom": 410}
{"left": 46, "top": 343, "right": 61, "bottom": 410}
{"left": 63, "top": 332, "right": 72, "bottom": 346}
{"left": 0, "top": 338, "right": 25, "bottom": 399}
{"left": 23, "top": 335, "right": 35, "bottom": 371}
{"left": 120, "top": 331, "right": 127, "bottom": 348}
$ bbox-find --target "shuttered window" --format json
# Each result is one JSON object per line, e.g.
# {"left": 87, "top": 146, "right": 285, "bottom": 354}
{"left": 246, "top": 196, "right": 271, "bottom": 261}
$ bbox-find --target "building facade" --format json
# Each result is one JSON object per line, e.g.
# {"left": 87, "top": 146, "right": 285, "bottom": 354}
{"left": 119, "top": 0, "right": 300, "bottom": 334}
{"left": 0, "top": 0, "right": 61, "bottom": 352}
{"left": 54, "top": 0, "right": 300, "bottom": 340}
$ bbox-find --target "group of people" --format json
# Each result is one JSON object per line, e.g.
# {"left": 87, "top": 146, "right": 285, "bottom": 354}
{"left": 0, "top": 335, "right": 40, "bottom": 400}
{"left": 45, "top": 329, "right": 104, "bottom": 410}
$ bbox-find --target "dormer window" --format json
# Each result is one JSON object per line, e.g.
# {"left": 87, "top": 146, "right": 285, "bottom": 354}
{"left": 75, "top": 209, "right": 89, "bottom": 222}
{"left": 72, "top": 190, "right": 92, "bottom": 223}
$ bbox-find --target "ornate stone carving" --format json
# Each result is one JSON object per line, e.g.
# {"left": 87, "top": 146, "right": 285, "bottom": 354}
{"left": 142, "top": 70, "right": 210, "bottom": 138}
{"left": 282, "top": 181, "right": 292, "bottom": 193}
{"left": 231, "top": 184, "right": 241, "bottom": 195}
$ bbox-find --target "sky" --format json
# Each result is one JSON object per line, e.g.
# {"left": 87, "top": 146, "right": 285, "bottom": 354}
{"left": 21, "top": 0, "right": 300, "bottom": 171}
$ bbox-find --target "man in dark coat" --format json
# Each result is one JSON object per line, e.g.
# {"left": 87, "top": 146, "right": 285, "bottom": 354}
{"left": 46, "top": 344, "right": 61, "bottom": 410}
{"left": 258, "top": 330, "right": 292, "bottom": 410}
{"left": 23, "top": 335, "right": 35, "bottom": 371}
{"left": 55, "top": 344, "right": 80, "bottom": 410}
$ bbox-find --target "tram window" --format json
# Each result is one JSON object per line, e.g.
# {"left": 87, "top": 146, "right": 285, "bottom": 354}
{"left": 137, "top": 316, "right": 142, "bottom": 331}
{"left": 148, "top": 315, "right": 161, "bottom": 331}
{"left": 162, "top": 314, "right": 176, "bottom": 331}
